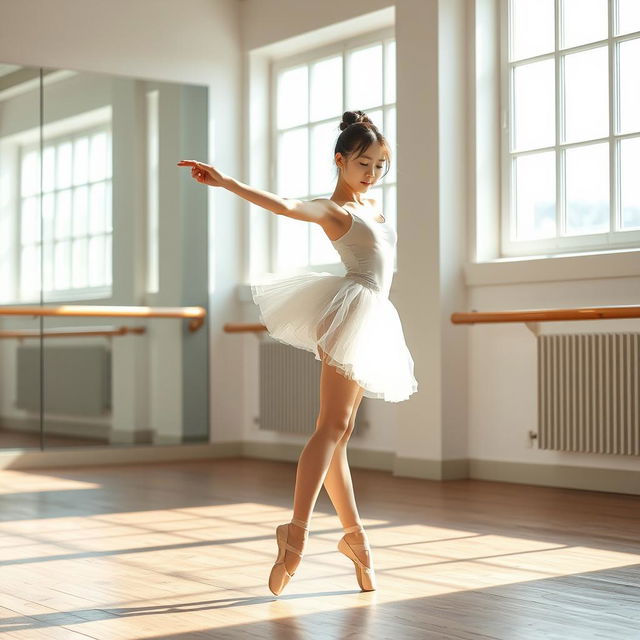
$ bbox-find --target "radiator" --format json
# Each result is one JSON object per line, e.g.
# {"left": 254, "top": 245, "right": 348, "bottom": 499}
{"left": 538, "top": 333, "right": 639, "bottom": 455}
{"left": 16, "top": 345, "right": 111, "bottom": 416}
{"left": 257, "top": 339, "right": 368, "bottom": 434}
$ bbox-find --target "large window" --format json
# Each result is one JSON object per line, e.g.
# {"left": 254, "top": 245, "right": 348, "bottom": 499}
{"left": 272, "top": 27, "right": 396, "bottom": 272}
{"left": 19, "top": 126, "right": 112, "bottom": 301}
{"left": 502, "top": 0, "right": 640, "bottom": 257}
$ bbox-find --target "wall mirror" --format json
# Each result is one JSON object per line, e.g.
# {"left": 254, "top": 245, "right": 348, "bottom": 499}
{"left": 0, "top": 63, "right": 209, "bottom": 450}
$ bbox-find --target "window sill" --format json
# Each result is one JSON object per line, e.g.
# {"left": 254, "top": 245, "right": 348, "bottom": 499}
{"left": 465, "top": 248, "right": 640, "bottom": 286}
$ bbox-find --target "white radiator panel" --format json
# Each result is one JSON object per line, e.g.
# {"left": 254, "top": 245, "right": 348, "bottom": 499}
{"left": 538, "top": 333, "right": 639, "bottom": 455}
{"left": 258, "top": 339, "right": 367, "bottom": 434}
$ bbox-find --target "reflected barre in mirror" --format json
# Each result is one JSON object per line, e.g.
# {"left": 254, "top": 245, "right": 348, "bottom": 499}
{"left": 0, "top": 305, "right": 207, "bottom": 332}
{"left": 0, "top": 325, "right": 146, "bottom": 339}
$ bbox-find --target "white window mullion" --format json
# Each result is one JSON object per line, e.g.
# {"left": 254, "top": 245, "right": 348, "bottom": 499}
{"left": 556, "top": 0, "right": 564, "bottom": 241}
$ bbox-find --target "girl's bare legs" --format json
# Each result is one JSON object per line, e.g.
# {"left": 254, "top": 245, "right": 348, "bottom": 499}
{"left": 282, "top": 345, "right": 362, "bottom": 576}
{"left": 322, "top": 387, "right": 372, "bottom": 568}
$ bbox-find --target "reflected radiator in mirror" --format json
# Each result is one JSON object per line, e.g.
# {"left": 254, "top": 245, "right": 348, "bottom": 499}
{"left": 16, "top": 345, "right": 111, "bottom": 415}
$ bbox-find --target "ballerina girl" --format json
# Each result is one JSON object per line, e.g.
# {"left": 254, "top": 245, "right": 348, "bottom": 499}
{"left": 178, "top": 109, "right": 418, "bottom": 595}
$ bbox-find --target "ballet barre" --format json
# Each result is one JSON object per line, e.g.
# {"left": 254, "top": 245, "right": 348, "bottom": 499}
{"left": 451, "top": 304, "right": 640, "bottom": 336}
{"left": 223, "top": 323, "right": 267, "bottom": 333}
{"left": 0, "top": 305, "right": 207, "bottom": 332}
{"left": 0, "top": 326, "right": 147, "bottom": 339}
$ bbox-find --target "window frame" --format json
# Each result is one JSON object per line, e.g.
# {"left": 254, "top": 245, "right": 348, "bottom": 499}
{"left": 17, "top": 124, "right": 113, "bottom": 303}
{"left": 500, "top": 0, "right": 640, "bottom": 259}
{"left": 269, "top": 26, "right": 397, "bottom": 274}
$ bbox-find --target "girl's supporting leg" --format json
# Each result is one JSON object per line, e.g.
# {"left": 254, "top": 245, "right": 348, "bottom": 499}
{"left": 322, "top": 387, "right": 372, "bottom": 568}
{"left": 322, "top": 386, "right": 365, "bottom": 528}
{"left": 282, "top": 345, "right": 362, "bottom": 576}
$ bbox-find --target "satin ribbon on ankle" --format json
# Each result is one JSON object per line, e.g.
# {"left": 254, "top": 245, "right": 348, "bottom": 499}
{"left": 290, "top": 517, "right": 310, "bottom": 531}
{"left": 343, "top": 523, "right": 364, "bottom": 534}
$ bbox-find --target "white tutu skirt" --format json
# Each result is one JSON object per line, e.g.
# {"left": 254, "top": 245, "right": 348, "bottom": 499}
{"left": 250, "top": 270, "right": 418, "bottom": 402}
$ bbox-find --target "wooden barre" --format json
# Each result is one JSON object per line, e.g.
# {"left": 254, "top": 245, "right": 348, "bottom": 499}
{"left": 223, "top": 323, "right": 267, "bottom": 333}
{"left": 451, "top": 305, "right": 640, "bottom": 324}
{"left": 0, "top": 326, "right": 147, "bottom": 339}
{"left": 224, "top": 305, "right": 640, "bottom": 333}
{"left": 0, "top": 305, "right": 206, "bottom": 332}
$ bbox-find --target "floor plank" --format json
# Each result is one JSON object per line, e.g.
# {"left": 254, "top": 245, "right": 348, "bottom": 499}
{"left": 0, "top": 457, "right": 638, "bottom": 639}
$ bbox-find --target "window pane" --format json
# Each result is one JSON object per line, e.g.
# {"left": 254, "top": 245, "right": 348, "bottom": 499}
{"left": 54, "top": 240, "right": 71, "bottom": 289}
{"left": 72, "top": 238, "right": 88, "bottom": 288}
{"left": 385, "top": 40, "right": 396, "bottom": 103}
{"left": 310, "top": 121, "right": 339, "bottom": 195}
{"left": 276, "top": 215, "right": 307, "bottom": 270}
{"left": 277, "top": 128, "right": 308, "bottom": 197}
{"left": 515, "top": 151, "right": 556, "bottom": 239}
{"left": 309, "top": 217, "right": 335, "bottom": 266}
{"left": 386, "top": 184, "right": 397, "bottom": 229}
{"left": 346, "top": 44, "right": 383, "bottom": 110}
{"left": 73, "top": 136, "right": 89, "bottom": 185}
{"left": 511, "top": 0, "right": 555, "bottom": 61}
{"left": 89, "top": 132, "right": 107, "bottom": 182}
{"left": 20, "top": 244, "right": 39, "bottom": 298}
{"left": 563, "top": 46, "right": 608, "bottom": 143}
{"left": 105, "top": 234, "right": 112, "bottom": 285}
{"left": 277, "top": 66, "right": 308, "bottom": 129}
{"left": 57, "top": 141, "right": 72, "bottom": 189}
{"left": 619, "top": 38, "right": 640, "bottom": 135}
{"left": 561, "top": 0, "right": 607, "bottom": 49}
{"left": 89, "top": 183, "right": 106, "bottom": 234}
{"left": 617, "top": 0, "right": 640, "bottom": 35}
{"left": 310, "top": 56, "right": 342, "bottom": 122}
{"left": 43, "top": 242, "right": 53, "bottom": 291}
{"left": 21, "top": 150, "right": 39, "bottom": 197}
{"left": 21, "top": 197, "right": 40, "bottom": 245}
{"left": 42, "top": 145, "right": 55, "bottom": 193}
{"left": 42, "top": 193, "right": 54, "bottom": 244}
{"left": 514, "top": 59, "right": 555, "bottom": 151}
{"left": 88, "top": 235, "right": 105, "bottom": 286}
{"left": 106, "top": 180, "right": 112, "bottom": 230}
{"left": 620, "top": 137, "right": 640, "bottom": 230}
{"left": 55, "top": 190, "right": 71, "bottom": 240}
{"left": 73, "top": 185, "right": 89, "bottom": 236}
{"left": 384, "top": 107, "right": 396, "bottom": 183}
{"left": 565, "top": 142, "right": 609, "bottom": 235}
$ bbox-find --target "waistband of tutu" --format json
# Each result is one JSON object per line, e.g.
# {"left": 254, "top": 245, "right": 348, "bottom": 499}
{"left": 345, "top": 272, "right": 381, "bottom": 292}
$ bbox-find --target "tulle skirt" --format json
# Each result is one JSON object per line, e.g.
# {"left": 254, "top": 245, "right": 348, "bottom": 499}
{"left": 250, "top": 270, "right": 418, "bottom": 402}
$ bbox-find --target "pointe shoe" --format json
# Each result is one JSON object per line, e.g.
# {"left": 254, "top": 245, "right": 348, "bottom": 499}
{"left": 268, "top": 517, "right": 309, "bottom": 596}
{"left": 338, "top": 523, "right": 377, "bottom": 591}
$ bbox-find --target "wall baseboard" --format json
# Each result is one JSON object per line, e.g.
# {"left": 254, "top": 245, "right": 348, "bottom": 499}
{"left": 0, "top": 441, "right": 242, "bottom": 470}
{"left": 1, "top": 440, "right": 636, "bottom": 497}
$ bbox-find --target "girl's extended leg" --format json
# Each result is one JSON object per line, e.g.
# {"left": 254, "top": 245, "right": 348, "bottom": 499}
{"left": 282, "top": 345, "right": 362, "bottom": 576}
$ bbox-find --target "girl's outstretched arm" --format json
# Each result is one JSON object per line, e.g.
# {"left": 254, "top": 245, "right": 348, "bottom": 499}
{"left": 177, "top": 159, "right": 336, "bottom": 226}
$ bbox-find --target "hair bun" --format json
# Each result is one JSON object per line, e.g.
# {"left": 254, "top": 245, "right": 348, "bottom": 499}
{"left": 339, "top": 110, "right": 373, "bottom": 131}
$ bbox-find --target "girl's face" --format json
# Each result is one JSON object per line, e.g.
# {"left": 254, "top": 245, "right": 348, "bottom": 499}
{"left": 337, "top": 142, "right": 387, "bottom": 194}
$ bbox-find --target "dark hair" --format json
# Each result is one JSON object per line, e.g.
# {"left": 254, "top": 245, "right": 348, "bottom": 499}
{"left": 334, "top": 110, "right": 392, "bottom": 179}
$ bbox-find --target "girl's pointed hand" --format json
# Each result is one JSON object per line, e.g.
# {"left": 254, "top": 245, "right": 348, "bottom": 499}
{"left": 177, "top": 160, "right": 228, "bottom": 188}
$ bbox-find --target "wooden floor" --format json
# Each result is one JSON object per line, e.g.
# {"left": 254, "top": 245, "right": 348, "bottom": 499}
{"left": 0, "top": 457, "right": 638, "bottom": 640}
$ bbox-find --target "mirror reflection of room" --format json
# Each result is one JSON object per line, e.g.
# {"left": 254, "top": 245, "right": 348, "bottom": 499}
{"left": 0, "top": 65, "right": 209, "bottom": 450}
